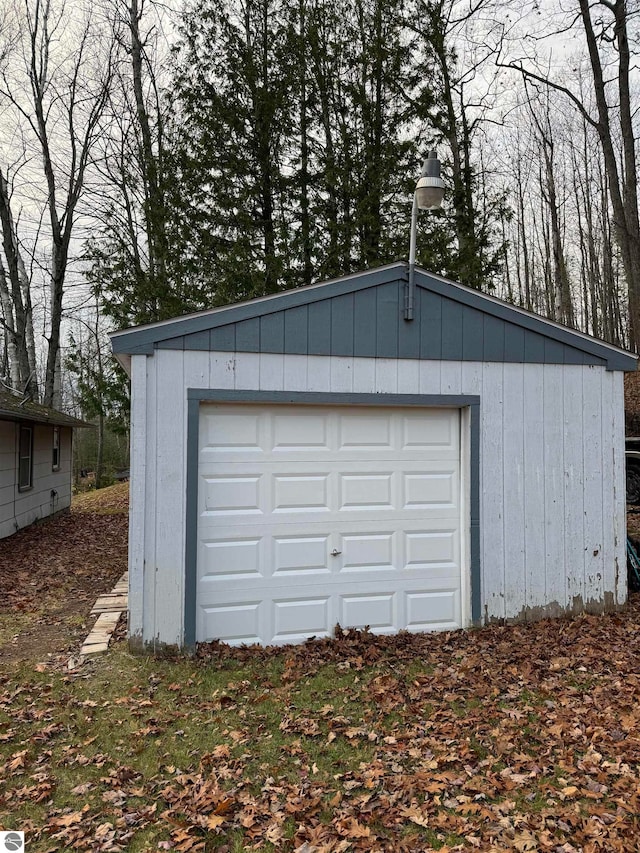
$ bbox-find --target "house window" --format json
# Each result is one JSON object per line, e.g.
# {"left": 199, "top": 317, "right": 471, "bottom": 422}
{"left": 52, "top": 426, "right": 60, "bottom": 471}
{"left": 19, "top": 425, "right": 33, "bottom": 490}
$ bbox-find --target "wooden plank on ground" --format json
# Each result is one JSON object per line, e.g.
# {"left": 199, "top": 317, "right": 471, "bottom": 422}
{"left": 80, "top": 570, "right": 128, "bottom": 656}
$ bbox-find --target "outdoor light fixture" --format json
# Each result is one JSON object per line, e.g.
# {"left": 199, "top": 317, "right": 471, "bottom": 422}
{"left": 406, "top": 151, "right": 445, "bottom": 320}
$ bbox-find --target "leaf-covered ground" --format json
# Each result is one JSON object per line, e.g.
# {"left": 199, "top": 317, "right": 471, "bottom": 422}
{"left": 1, "top": 601, "right": 640, "bottom": 850}
{"left": 2, "top": 487, "right": 640, "bottom": 851}
{"left": 0, "top": 483, "right": 128, "bottom": 662}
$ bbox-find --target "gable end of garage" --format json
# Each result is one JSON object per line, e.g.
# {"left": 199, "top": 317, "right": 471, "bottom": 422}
{"left": 111, "top": 265, "right": 636, "bottom": 372}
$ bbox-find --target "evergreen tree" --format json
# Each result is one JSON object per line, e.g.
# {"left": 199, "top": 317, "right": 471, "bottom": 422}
{"left": 90, "top": 0, "right": 507, "bottom": 340}
{"left": 167, "top": 0, "right": 436, "bottom": 293}
{"left": 305, "top": 0, "right": 419, "bottom": 276}
{"left": 167, "top": 0, "right": 295, "bottom": 304}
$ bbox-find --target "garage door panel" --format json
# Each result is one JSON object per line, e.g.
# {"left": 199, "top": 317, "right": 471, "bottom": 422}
{"left": 273, "top": 412, "right": 331, "bottom": 450}
{"left": 402, "top": 471, "right": 457, "bottom": 509}
{"left": 273, "top": 535, "right": 330, "bottom": 575}
{"left": 197, "top": 563, "right": 461, "bottom": 598}
{"left": 198, "top": 522, "right": 460, "bottom": 585}
{"left": 338, "top": 414, "right": 393, "bottom": 448}
{"left": 198, "top": 526, "right": 460, "bottom": 594}
{"left": 199, "top": 461, "right": 460, "bottom": 520}
{"left": 340, "top": 592, "right": 396, "bottom": 633}
{"left": 202, "top": 475, "right": 263, "bottom": 515}
{"left": 402, "top": 411, "right": 457, "bottom": 449}
{"left": 406, "top": 590, "right": 459, "bottom": 631}
{"left": 197, "top": 578, "right": 462, "bottom": 646}
{"left": 201, "top": 411, "right": 262, "bottom": 451}
{"left": 199, "top": 537, "right": 263, "bottom": 581}
{"left": 405, "top": 530, "right": 457, "bottom": 568}
{"left": 196, "top": 404, "right": 464, "bottom": 644}
{"left": 199, "top": 405, "right": 460, "bottom": 459}
{"left": 273, "top": 474, "right": 330, "bottom": 512}
{"left": 199, "top": 600, "right": 262, "bottom": 645}
{"left": 340, "top": 532, "right": 395, "bottom": 572}
{"left": 273, "top": 596, "right": 331, "bottom": 642}
{"left": 339, "top": 473, "right": 393, "bottom": 510}
{"left": 200, "top": 504, "right": 461, "bottom": 528}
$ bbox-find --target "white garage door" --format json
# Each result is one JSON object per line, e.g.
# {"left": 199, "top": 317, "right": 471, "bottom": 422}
{"left": 196, "top": 403, "right": 464, "bottom": 645}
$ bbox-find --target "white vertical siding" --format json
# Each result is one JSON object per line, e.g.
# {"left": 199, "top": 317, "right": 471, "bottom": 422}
{"left": 139, "top": 349, "right": 215, "bottom": 648}
{"left": 419, "top": 361, "right": 441, "bottom": 394}
{"left": 330, "top": 356, "right": 353, "bottom": 392}
{"left": 233, "top": 351, "right": 260, "bottom": 388}
{"left": 542, "top": 365, "right": 566, "bottom": 610}
{"left": 138, "top": 350, "right": 628, "bottom": 646}
{"left": 353, "top": 358, "right": 376, "bottom": 393}
{"left": 398, "top": 358, "right": 419, "bottom": 395}
{"left": 440, "top": 361, "right": 462, "bottom": 394}
{"left": 152, "top": 350, "right": 187, "bottom": 647}
{"left": 480, "top": 362, "right": 505, "bottom": 617}
{"left": 502, "top": 364, "right": 526, "bottom": 617}
{"left": 612, "top": 371, "right": 627, "bottom": 604}
{"left": 259, "top": 352, "right": 284, "bottom": 390}
{"left": 375, "top": 358, "right": 398, "bottom": 392}
{"left": 283, "top": 354, "right": 308, "bottom": 391}
{"left": 600, "top": 369, "right": 615, "bottom": 601}
{"left": 128, "top": 355, "right": 147, "bottom": 642}
{"left": 304, "top": 355, "right": 331, "bottom": 392}
{"left": 563, "top": 365, "right": 585, "bottom": 609}
{"left": 210, "top": 353, "right": 236, "bottom": 389}
{"left": 583, "top": 367, "right": 604, "bottom": 607}
{"left": 142, "top": 352, "right": 158, "bottom": 645}
{"left": 524, "top": 366, "right": 545, "bottom": 613}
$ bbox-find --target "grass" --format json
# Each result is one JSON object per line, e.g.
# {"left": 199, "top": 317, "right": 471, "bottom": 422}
{"left": 71, "top": 482, "right": 130, "bottom": 514}
{"left": 0, "top": 612, "right": 33, "bottom": 647}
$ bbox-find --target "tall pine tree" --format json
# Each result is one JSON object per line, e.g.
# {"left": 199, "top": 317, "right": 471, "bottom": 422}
{"left": 168, "top": 0, "right": 295, "bottom": 304}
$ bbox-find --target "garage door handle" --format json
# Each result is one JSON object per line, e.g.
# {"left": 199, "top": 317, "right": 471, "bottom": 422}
{"left": 330, "top": 549, "right": 342, "bottom": 557}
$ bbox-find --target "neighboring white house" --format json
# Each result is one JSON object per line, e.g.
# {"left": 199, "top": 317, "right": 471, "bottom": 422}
{"left": 0, "top": 387, "right": 88, "bottom": 539}
{"left": 111, "top": 263, "right": 638, "bottom": 652}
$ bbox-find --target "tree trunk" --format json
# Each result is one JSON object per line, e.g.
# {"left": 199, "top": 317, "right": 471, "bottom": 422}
{"left": 578, "top": 0, "right": 640, "bottom": 347}
{"left": 0, "top": 171, "right": 35, "bottom": 395}
{"left": 0, "top": 259, "right": 21, "bottom": 389}
{"left": 129, "top": 0, "right": 169, "bottom": 312}
{"left": 298, "top": 0, "right": 313, "bottom": 285}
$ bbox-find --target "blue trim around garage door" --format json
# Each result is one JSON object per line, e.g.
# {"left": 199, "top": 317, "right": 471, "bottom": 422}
{"left": 184, "top": 389, "right": 481, "bottom": 648}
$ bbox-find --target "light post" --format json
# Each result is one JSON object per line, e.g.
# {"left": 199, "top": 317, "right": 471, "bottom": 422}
{"left": 405, "top": 151, "right": 445, "bottom": 320}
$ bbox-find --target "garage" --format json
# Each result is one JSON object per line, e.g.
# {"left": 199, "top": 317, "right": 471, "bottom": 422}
{"left": 196, "top": 403, "right": 463, "bottom": 645}
{"left": 111, "top": 262, "right": 636, "bottom": 652}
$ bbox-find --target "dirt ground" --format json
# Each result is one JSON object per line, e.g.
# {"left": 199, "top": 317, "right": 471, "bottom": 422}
{"left": 0, "top": 483, "right": 128, "bottom": 664}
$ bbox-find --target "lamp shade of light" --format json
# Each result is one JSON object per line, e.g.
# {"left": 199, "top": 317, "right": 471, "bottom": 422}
{"left": 415, "top": 151, "right": 445, "bottom": 209}
{"left": 406, "top": 151, "right": 444, "bottom": 320}
{"left": 415, "top": 176, "right": 445, "bottom": 210}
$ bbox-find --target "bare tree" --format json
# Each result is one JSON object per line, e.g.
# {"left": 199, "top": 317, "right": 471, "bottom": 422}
{"left": 0, "top": 0, "right": 115, "bottom": 406}
{"left": 86, "top": 0, "right": 178, "bottom": 329}
{"left": 0, "top": 169, "right": 38, "bottom": 395}
{"left": 525, "top": 84, "right": 575, "bottom": 327}
{"left": 499, "top": 0, "right": 640, "bottom": 347}
{"left": 127, "top": 0, "right": 170, "bottom": 303}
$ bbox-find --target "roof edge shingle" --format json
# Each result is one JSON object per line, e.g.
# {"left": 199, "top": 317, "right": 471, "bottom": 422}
{"left": 0, "top": 387, "right": 92, "bottom": 427}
